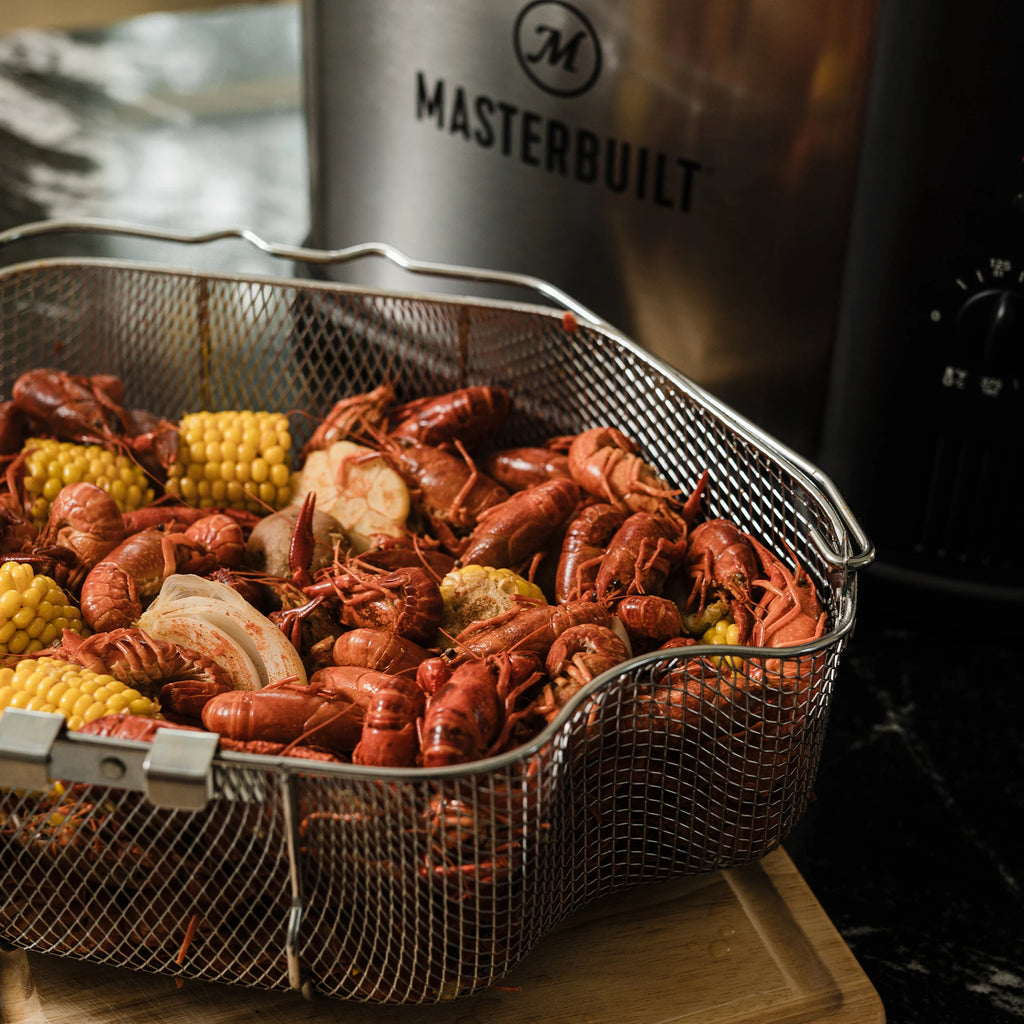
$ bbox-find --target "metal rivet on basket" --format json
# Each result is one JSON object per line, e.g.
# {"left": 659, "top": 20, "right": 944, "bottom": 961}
{"left": 99, "top": 757, "right": 126, "bottom": 781}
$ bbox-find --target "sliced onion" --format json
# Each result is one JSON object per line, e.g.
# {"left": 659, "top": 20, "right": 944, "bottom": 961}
{"left": 137, "top": 613, "right": 266, "bottom": 691}
{"left": 138, "top": 574, "right": 307, "bottom": 690}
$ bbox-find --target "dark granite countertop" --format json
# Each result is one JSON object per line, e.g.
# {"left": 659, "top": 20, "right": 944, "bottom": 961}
{"left": 1, "top": 6, "right": 1021, "bottom": 1022}
{"left": 785, "top": 569, "right": 1023, "bottom": 1022}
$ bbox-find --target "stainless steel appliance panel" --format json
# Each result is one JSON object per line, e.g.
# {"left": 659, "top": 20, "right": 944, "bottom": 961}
{"left": 303, "top": 0, "right": 876, "bottom": 454}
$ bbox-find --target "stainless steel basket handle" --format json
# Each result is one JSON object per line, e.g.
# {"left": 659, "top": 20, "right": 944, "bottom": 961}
{"left": 0, "top": 217, "right": 608, "bottom": 327}
{"left": 0, "top": 217, "right": 874, "bottom": 570}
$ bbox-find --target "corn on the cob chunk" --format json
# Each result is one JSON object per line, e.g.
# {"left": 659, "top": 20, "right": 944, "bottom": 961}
{"left": 0, "top": 561, "right": 88, "bottom": 656}
{"left": 166, "top": 410, "right": 293, "bottom": 512}
{"left": 702, "top": 615, "right": 742, "bottom": 669}
{"left": 20, "top": 437, "right": 155, "bottom": 526}
{"left": 702, "top": 617, "right": 740, "bottom": 647}
{"left": 0, "top": 656, "right": 161, "bottom": 732}
{"left": 439, "top": 564, "right": 547, "bottom": 639}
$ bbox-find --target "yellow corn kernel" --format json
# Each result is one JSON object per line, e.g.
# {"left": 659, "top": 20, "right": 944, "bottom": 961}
{"left": 166, "top": 410, "right": 293, "bottom": 513}
{"left": 702, "top": 615, "right": 742, "bottom": 669}
{"left": 702, "top": 617, "right": 740, "bottom": 646}
{"left": 0, "top": 562, "right": 87, "bottom": 656}
{"left": 0, "top": 656, "right": 161, "bottom": 730}
{"left": 20, "top": 438, "right": 155, "bottom": 525}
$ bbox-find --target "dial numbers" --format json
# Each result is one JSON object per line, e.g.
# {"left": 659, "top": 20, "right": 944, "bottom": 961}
{"left": 934, "top": 255, "right": 1022, "bottom": 415}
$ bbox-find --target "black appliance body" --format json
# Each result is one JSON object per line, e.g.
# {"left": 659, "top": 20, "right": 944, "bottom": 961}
{"left": 821, "top": 0, "right": 1024, "bottom": 602}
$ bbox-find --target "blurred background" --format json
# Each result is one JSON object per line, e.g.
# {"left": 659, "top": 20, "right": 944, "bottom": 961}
{"left": 0, "top": 0, "right": 305, "bottom": 276}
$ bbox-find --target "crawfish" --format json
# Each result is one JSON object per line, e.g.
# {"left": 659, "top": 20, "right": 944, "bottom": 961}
{"left": 567, "top": 426, "right": 681, "bottom": 513}
{"left": 351, "top": 675, "right": 426, "bottom": 767}
{"left": 594, "top": 510, "right": 688, "bottom": 602}
{"left": 182, "top": 513, "right": 246, "bottom": 569}
{"left": 37, "top": 482, "right": 126, "bottom": 588}
{"left": 614, "top": 594, "right": 684, "bottom": 648}
{"left": 11, "top": 369, "right": 178, "bottom": 475}
{"left": 217, "top": 738, "right": 342, "bottom": 761}
{"left": 0, "top": 459, "right": 85, "bottom": 583}
{"left": 358, "top": 533, "right": 457, "bottom": 580}
{"left": 0, "top": 457, "right": 33, "bottom": 549}
{"left": 11, "top": 368, "right": 132, "bottom": 445}
{"left": 330, "top": 627, "right": 431, "bottom": 675}
{"left": 629, "top": 639, "right": 738, "bottom": 738}
{"left": 78, "top": 526, "right": 207, "bottom": 632}
{"left": 55, "top": 626, "right": 233, "bottom": 721}
{"left": 303, "top": 563, "right": 443, "bottom": 646}
{"left": 379, "top": 435, "right": 509, "bottom": 551}
{"left": 265, "top": 582, "right": 345, "bottom": 662}
{"left": 457, "top": 477, "right": 581, "bottom": 574}
{"left": 450, "top": 598, "right": 613, "bottom": 662}
{"left": 308, "top": 662, "right": 417, "bottom": 704}
{"left": 388, "top": 385, "right": 512, "bottom": 449}
{"left": 123, "top": 503, "right": 260, "bottom": 536}
{"left": 416, "top": 655, "right": 454, "bottom": 697}
{"left": 747, "top": 536, "right": 828, "bottom": 649}
{"left": 78, "top": 713, "right": 340, "bottom": 761}
{"left": 683, "top": 518, "right": 761, "bottom": 640}
{"left": 538, "top": 623, "right": 632, "bottom": 723}
{"left": 78, "top": 714, "right": 199, "bottom": 743}
{"left": 77, "top": 512, "right": 244, "bottom": 633}
{"left": 554, "top": 501, "right": 627, "bottom": 603}
{"left": 0, "top": 500, "right": 35, "bottom": 556}
{"left": 118, "top": 407, "right": 180, "bottom": 480}
{"left": 201, "top": 679, "right": 368, "bottom": 756}
{"left": 483, "top": 443, "right": 573, "bottom": 492}
{"left": 420, "top": 652, "right": 544, "bottom": 767}
{"left": 302, "top": 382, "right": 396, "bottom": 455}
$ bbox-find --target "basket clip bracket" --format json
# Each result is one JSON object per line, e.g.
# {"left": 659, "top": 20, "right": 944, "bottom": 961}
{"left": 143, "top": 729, "right": 220, "bottom": 810}
{"left": 0, "top": 709, "right": 218, "bottom": 809}
{"left": 0, "top": 707, "right": 64, "bottom": 792}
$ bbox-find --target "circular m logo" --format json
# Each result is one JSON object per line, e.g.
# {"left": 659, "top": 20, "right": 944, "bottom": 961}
{"left": 513, "top": 1, "right": 602, "bottom": 98}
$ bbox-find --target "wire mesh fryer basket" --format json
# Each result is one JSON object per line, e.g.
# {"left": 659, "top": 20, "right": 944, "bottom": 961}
{"left": 0, "top": 222, "right": 871, "bottom": 1004}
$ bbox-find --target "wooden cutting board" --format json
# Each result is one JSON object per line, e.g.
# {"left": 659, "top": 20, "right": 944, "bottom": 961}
{"left": 2, "top": 848, "right": 884, "bottom": 1024}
